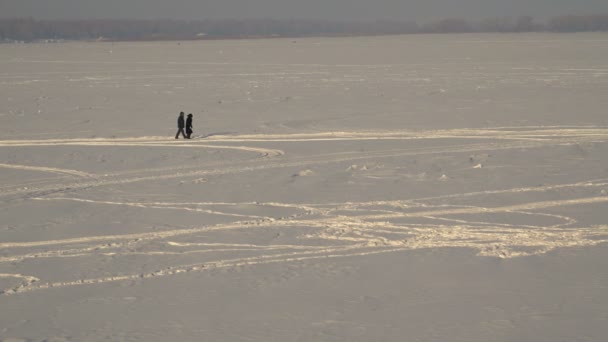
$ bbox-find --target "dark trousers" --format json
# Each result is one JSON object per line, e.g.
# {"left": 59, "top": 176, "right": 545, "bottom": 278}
{"left": 186, "top": 128, "right": 193, "bottom": 139}
{"left": 175, "top": 128, "right": 186, "bottom": 139}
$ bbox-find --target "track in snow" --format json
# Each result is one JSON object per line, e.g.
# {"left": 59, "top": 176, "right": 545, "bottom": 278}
{"left": 1, "top": 126, "right": 608, "bottom": 295}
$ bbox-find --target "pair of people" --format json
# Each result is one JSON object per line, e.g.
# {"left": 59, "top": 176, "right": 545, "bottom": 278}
{"left": 175, "top": 112, "right": 194, "bottom": 139}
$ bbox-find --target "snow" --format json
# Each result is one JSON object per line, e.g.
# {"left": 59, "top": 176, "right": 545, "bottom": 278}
{"left": 1, "top": 33, "right": 608, "bottom": 341}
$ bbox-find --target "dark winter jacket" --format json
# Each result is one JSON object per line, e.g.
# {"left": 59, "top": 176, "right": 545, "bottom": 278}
{"left": 186, "top": 117, "right": 193, "bottom": 131}
{"left": 178, "top": 116, "right": 185, "bottom": 129}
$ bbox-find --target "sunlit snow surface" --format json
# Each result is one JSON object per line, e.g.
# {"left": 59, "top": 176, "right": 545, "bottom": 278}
{"left": 1, "top": 34, "right": 608, "bottom": 341}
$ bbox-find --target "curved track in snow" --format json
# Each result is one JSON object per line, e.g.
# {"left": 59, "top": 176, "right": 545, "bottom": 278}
{"left": 2, "top": 126, "right": 608, "bottom": 295}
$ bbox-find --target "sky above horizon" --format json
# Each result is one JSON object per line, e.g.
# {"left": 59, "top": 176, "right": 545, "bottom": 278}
{"left": 1, "top": 0, "right": 608, "bottom": 22}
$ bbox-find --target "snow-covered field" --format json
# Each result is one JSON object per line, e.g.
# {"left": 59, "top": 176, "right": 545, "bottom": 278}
{"left": 1, "top": 33, "right": 608, "bottom": 341}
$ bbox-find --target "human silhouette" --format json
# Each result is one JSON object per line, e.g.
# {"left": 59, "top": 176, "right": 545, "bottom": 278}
{"left": 175, "top": 112, "right": 186, "bottom": 139}
{"left": 186, "top": 113, "right": 193, "bottom": 139}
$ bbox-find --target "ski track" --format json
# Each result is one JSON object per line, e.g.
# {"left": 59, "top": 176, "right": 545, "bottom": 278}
{"left": 1, "top": 127, "right": 608, "bottom": 296}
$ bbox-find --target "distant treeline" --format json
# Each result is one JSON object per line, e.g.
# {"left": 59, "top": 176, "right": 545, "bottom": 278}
{"left": 1, "top": 15, "right": 608, "bottom": 42}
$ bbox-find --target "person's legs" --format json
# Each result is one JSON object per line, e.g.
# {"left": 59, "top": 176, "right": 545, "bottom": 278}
{"left": 176, "top": 128, "right": 186, "bottom": 139}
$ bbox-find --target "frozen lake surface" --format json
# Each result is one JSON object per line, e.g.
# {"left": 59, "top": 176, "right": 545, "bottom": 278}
{"left": 1, "top": 33, "right": 608, "bottom": 341}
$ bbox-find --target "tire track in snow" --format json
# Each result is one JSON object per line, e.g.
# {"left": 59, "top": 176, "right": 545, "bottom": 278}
{"left": 2, "top": 189, "right": 608, "bottom": 295}
{"left": 2, "top": 127, "right": 608, "bottom": 295}
{"left": 0, "top": 163, "right": 94, "bottom": 178}
{"left": 0, "top": 135, "right": 593, "bottom": 199}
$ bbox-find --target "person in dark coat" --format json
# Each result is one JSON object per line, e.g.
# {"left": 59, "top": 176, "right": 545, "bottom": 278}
{"left": 186, "top": 113, "right": 193, "bottom": 139}
{"left": 175, "top": 112, "right": 186, "bottom": 139}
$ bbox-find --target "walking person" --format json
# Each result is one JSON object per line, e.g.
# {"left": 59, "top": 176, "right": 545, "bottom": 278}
{"left": 186, "top": 113, "right": 193, "bottom": 139}
{"left": 175, "top": 112, "right": 186, "bottom": 139}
